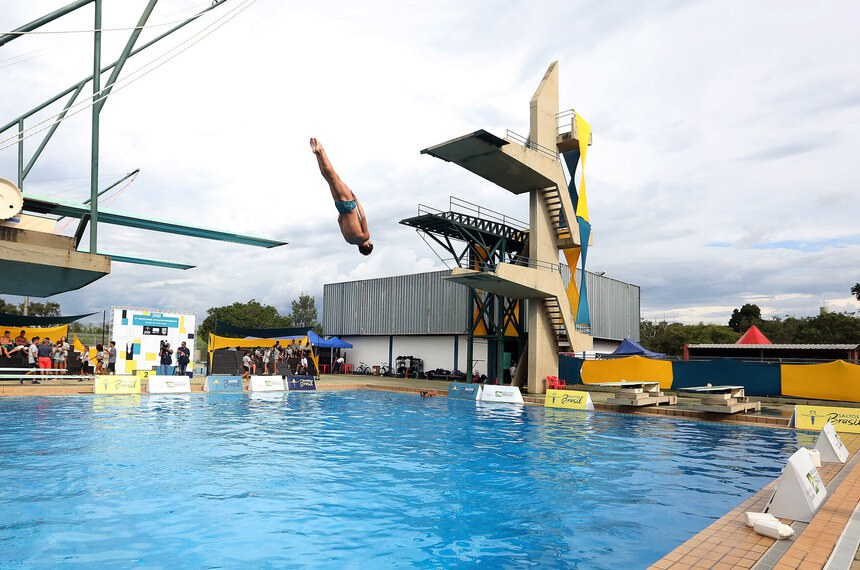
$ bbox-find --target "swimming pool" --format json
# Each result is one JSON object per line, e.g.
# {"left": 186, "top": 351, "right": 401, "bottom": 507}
{"left": 0, "top": 391, "right": 811, "bottom": 568}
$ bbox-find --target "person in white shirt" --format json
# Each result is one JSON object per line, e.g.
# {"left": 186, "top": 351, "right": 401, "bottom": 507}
{"left": 299, "top": 355, "right": 308, "bottom": 375}
{"left": 262, "top": 348, "right": 271, "bottom": 375}
{"left": 335, "top": 356, "right": 345, "bottom": 374}
{"left": 25, "top": 337, "right": 41, "bottom": 384}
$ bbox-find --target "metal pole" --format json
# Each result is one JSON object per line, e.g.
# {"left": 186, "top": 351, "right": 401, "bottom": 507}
{"left": 0, "top": 0, "right": 230, "bottom": 136}
{"left": 17, "top": 120, "right": 24, "bottom": 188}
{"left": 466, "top": 289, "right": 474, "bottom": 382}
{"left": 89, "top": 0, "right": 101, "bottom": 253}
{"left": 95, "top": 0, "right": 159, "bottom": 114}
{"left": 22, "top": 83, "right": 86, "bottom": 180}
{"left": 0, "top": 0, "right": 96, "bottom": 47}
{"left": 23, "top": 297, "right": 29, "bottom": 316}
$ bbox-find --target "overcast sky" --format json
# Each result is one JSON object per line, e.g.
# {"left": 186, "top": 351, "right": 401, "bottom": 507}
{"left": 1, "top": 0, "right": 858, "bottom": 326}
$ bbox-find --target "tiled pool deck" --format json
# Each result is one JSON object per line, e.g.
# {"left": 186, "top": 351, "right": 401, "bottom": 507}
{"left": 2, "top": 375, "right": 859, "bottom": 569}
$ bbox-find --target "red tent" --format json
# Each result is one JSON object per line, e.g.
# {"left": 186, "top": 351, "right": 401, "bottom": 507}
{"left": 735, "top": 325, "right": 772, "bottom": 345}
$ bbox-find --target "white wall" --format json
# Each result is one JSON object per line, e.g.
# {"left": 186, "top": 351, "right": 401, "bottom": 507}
{"left": 339, "top": 336, "right": 389, "bottom": 370}
{"left": 339, "top": 335, "right": 489, "bottom": 375}
{"left": 592, "top": 338, "right": 622, "bottom": 354}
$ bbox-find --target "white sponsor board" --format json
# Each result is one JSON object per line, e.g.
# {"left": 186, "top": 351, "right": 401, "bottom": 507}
{"left": 249, "top": 376, "right": 285, "bottom": 392}
{"left": 479, "top": 385, "right": 524, "bottom": 404}
{"left": 110, "top": 306, "right": 196, "bottom": 375}
{"left": 764, "top": 447, "right": 827, "bottom": 523}
{"left": 147, "top": 375, "right": 191, "bottom": 394}
{"left": 815, "top": 422, "right": 849, "bottom": 464}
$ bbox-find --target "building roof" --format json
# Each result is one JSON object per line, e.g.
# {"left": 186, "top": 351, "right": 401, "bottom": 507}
{"left": 688, "top": 344, "right": 858, "bottom": 350}
{"left": 735, "top": 325, "right": 771, "bottom": 345}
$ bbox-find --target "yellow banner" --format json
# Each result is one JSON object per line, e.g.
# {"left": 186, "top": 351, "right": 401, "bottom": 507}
{"left": 545, "top": 389, "right": 592, "bottom": 410}
{"left": 795, "top": 405, "right": 860, "bottom": 433}
{"left": 93, "top": 375, "right": 141, "bottom": 395}
{"left": 3, "top": 325, "right": 69, "bottom": 342}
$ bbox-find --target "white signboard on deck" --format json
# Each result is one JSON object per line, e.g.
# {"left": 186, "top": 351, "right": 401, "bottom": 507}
{"left": 815, "top": 422, "right": 849, "bottom": 464}
{"left": 479, "top": 385, "right": 524, "bottom": 404}
{"left": 248, "top": 376, "right": 285, "bottom": 392}
{"left": 147, "top": 375, "right": 191, "bottom": 394}
{"left": 110, "top": 307, "right": 196, "bottom": 375}
{"left": 764, "top": 447, "right": 827, "bottom": 523}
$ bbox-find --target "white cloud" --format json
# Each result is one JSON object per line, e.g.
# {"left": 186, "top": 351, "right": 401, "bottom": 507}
{"left": 1, "top": 0, "right": 858, "bottom": 326}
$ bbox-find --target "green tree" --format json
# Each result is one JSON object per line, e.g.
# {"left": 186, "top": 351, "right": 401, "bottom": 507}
{"left": 639, "top": 320, "right": 741, "bottom": 357}
{"left": 199, "top": 299, "right": 293, "bottom": 348}
{"left": 24, "top": 301, "right": 61, "bottom": 317}
{"left": 852, "top": 283, "right": 860, "bottom": 301}
{"left": 728, "top": 303, "right": 763, "bottom": 332}
{"left": 0, "top": 299, "right": 61, "bottom": 316}
{"left": 290, "top": 293, "right": 321, "bottom": 333}
{"left": 0, "top": 299, "right": 21, "bottom": 314}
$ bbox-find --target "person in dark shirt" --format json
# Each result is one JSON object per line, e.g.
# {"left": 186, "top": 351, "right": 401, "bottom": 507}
{"left": 36, "top": 338, "right": 53, "bottom": 378}
{"left": 107, "top": 341, "right": 118, "bottom": 375}
{"left": 176, "top": 341, "right": 191, "bottom": 376}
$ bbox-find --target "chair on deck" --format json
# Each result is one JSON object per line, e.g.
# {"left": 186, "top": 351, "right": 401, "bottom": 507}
{"left": 547, "top": 375, "right": 566, "bottom": 390}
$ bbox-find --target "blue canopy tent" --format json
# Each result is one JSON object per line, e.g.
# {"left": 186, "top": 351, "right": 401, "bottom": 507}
{"left": 307, "top": 331, "right": 353, "bottom": 349}
{"left": 609, "top": 338, "right": 666, "bottom": 359}
{"left": 306, "top": 331, "right": 353, "bottom": 373}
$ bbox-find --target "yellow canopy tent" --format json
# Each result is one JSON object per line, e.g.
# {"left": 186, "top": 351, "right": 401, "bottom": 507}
{"left": 2, "top": 324, "right": 69, "bottom": 342}
{"left": 208, "top": 333, "right": 318, "bottom": 374}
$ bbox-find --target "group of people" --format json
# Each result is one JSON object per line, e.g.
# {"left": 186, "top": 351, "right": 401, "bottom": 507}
{"left": 239, "top": 341, "right": 312, "bottom": 380}
{"left": 157, "top": 341, "right": 192, "bottom": 376}
{"left": 0, "top": 330, "right": 119, "bottom": 384}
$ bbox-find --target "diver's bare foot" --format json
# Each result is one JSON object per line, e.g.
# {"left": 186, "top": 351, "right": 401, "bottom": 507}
{"left": 309, "top": 137, "right": 323, "bottom": 154}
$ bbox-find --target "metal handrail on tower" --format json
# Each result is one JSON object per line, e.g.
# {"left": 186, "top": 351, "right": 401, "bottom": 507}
{"left": 505, "top": 130, "right": 560, "bottom": 162}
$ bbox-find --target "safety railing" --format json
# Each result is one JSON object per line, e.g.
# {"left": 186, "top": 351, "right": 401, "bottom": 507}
{"left": 448, "top": 196, "right": 528, "bottom": 231}
{"left": 505, "top": 129, "right": 560, "bottom": 162}
{"left": 557, "top": 109, "right": 576, "bottom": 136}
{"left": 416, "top": 197, "right": 528, "bottom": 232}
{"left": 471, "top": 256, "right": 570, "bottom": 276}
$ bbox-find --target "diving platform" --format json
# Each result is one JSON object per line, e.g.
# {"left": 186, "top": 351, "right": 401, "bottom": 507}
{"left": 0, "top": 227, "right": 110, "bottom": 296}
{"left": 400, "top": 209, "right": 528, "bottom": 248}
{"left": 421, "top": 130, "right": 558, "bottom": 196}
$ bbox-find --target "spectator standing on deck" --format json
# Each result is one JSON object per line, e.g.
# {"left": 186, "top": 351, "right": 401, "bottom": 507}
{"left": 107, "top": 341, "right": 118, "bottom": 375}
{"left": 52, "top": 339, "right": 64, "bottom": 374}
{"left": 94, "top": 344, "right": 104, "bottom": 375}
{"left": 241, "top": 350, "right": 252, "bottom": 382}
{"left": 262, "top": 347, "right": 271, "bottom": 375}
{"left": 79, "top": 346, "right": 92, "bottom": 380}
{"left": 24, "top": 336, "right": 40, "bottom": 384}
{"left": 158, "top": 342, "right": 173, "bottom": 376}
{"left": 176, "top": 341, "right": 191, "bottom": 376}
{"left": 335, "top": 355, "right": 345, "bottom": 374}
{"left": 37, "top": 338, "right": 53, "bottom": 378}
{"left": 57, "top": 336, "right": 69, "bottom": 373}
{"left": 271, "top": 342, "right": 281, "bottom": 375}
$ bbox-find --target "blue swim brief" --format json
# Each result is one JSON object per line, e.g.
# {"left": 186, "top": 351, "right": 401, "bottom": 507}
{"left": 335, "top": 199, "right": 357, "bottom": 214}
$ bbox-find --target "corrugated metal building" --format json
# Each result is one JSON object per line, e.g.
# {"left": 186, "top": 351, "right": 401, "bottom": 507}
{"left": 323, "top": 270, "right": 640, "bottom": 374}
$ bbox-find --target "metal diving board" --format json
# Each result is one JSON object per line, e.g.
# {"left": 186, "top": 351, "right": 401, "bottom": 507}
{"left": 23, "top": 194, "right": 287, "bottom": 248}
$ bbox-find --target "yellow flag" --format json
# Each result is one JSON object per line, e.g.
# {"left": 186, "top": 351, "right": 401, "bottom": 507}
{"left": 575, "top": 113, "right": 591, "bottom": 222}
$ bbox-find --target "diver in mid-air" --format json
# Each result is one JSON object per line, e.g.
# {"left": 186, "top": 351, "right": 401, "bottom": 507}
{"left": 310, "top": 138, "right": 373, "bottom": 255}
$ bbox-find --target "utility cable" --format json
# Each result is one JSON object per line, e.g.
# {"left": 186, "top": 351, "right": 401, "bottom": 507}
{"left": 0, "top": 0, "right": 255, "bottom": 152}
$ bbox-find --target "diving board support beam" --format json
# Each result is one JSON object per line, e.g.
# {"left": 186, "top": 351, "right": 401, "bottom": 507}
{"left": 98, "top": 252, "right": 194, "bottom": 270}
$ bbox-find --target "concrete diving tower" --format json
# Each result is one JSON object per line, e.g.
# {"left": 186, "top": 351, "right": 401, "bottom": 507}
{"left": 420, "top": 61, "right": 593, "bottom": 394}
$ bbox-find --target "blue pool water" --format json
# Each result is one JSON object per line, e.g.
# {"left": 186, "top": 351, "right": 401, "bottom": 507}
{"left": 0, "top": 391, "right": 811, "bottom": 568}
